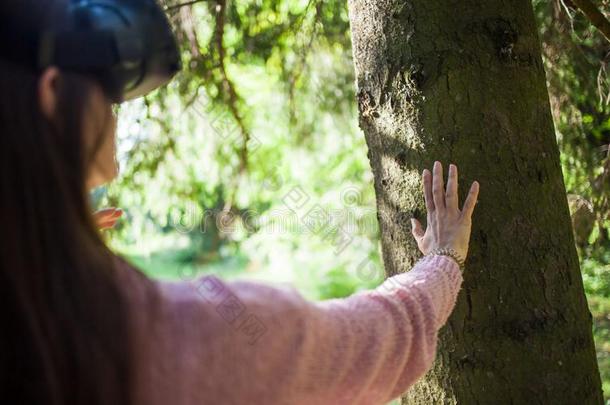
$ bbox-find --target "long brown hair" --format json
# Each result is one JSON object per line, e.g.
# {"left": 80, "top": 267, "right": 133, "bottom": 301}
{"left": 0, "top": 1, "right": 136, "bottom": 403}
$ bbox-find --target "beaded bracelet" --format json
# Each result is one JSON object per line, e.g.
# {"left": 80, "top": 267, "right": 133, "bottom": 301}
{"left": 426, "top": 247, "right": 466, "bottom": 272}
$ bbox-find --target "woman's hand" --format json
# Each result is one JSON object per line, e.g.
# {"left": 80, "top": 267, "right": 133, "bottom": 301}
{"left": 94, "top": 208, "right": 123, "bottom": 230}
{"left": 410, "top": 161, "right": 479, "bottom": 261}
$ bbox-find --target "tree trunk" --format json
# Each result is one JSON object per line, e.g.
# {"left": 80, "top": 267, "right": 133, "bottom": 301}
{"left": 347, "top": 0, "right": 604, "bottom": 403}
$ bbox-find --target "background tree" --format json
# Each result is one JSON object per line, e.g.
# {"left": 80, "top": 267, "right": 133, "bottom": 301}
{"left": 347, "top": 0, "right": 603, "bottom": 403}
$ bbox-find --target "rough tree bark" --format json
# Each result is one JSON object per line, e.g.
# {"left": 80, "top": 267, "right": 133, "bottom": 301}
{"left": 347, "top": 0, "right": 603, "bottom": 403}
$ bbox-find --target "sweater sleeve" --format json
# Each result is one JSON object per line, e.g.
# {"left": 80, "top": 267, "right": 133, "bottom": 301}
{"left": 154, "top": 254, "right": 463, "bottom": 405}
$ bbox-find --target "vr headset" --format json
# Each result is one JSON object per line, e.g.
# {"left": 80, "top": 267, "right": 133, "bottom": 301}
{"left": 0, "top": 0, "right": 182, "bottom": 103}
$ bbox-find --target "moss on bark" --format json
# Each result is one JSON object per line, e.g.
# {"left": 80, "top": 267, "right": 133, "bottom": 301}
{"left": 347, "top": 0, "right": 604, "bottom": 403}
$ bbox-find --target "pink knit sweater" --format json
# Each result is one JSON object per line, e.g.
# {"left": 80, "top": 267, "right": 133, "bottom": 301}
{"left": 127, "top": 254, "right": 463, "bottom": 405}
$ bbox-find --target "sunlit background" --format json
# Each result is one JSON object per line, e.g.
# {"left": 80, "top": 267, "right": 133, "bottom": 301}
{"left": 91, "top": 0, "right": 609, "bottom": 399}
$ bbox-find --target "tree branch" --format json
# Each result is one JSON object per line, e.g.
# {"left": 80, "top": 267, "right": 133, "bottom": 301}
{"left": 286, "top": 0, "right": 322, "bottom": 133}
{"left": 164, "top": 0, "right": 208, "bottom": 12}
{"left": 570, "top": 0, "right": 610, "bottom": 42}
{"left": 213, "top": 0, "right": 251, "bottom": 174}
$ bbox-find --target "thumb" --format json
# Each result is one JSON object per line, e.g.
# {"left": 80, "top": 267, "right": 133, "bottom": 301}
{"left": 411, "top": 218, "right": 424, "bottom": 240}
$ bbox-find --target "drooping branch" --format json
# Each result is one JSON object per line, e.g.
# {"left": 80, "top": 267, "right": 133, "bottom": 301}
{"left": 286, "top": 0, "right": 322, "bottom": 133}
{"left": 570, "top": 0, "right": 610, "bottom": 42}
{"left": 180, "top": 7, "right": 199, "bottom": 57}
{"left": 164, "top": 0, "right": 208, "bottom": 12}
{"left": 213, "top": 0, "right": 251, "bottom": 174}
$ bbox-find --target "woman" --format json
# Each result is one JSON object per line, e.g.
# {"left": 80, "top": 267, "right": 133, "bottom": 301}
{"left": 0, "top": 0, "right": 480, "bottom": 404}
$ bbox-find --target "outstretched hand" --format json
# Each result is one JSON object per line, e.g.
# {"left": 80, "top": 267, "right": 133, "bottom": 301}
{"left": 94, "top": 208, "right": 123, "bottom": 230}
{"left": 411, "top": 161, "right": 479, "bottom": 261}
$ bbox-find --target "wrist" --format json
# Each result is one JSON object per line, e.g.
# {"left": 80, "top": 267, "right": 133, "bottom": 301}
{"left": 426, "top": 247, "right": 466, "bottom": 272}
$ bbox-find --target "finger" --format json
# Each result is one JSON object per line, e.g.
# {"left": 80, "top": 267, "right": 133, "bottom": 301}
{"left": 432, "top": 161, "right": 445, "bottom": 211}
{"left": 410, "top": 218, "right": 425, "bottom": 239}
{"left": 422, "top": 169, "right": 435, "bottom": 213}
{"left": 98, "top": 219, "right": 118, "bottom": 230}
{"left": 445, "top": 163, "right": 458, "bottom": 212}
{"left": 461, "top": 181, "right": 480, "bottom": 220}
{"left": 109, "top": 209, "right": 123, "bottom": 218}
{"left": 95, "top": 208, "right": 123, "bottom": 221}
{"left": 95, "top": 208, "right": 118, "bottom": 217}
{"left": 95, "top": 208, "right": 121, "bottom": 217}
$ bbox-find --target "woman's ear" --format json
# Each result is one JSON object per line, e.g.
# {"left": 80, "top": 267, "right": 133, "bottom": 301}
{"left": 38, "top": 67, "right": 61, "bottom": 120}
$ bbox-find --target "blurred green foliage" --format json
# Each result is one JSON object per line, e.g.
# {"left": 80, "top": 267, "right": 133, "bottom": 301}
{"left": 93, "top": 0, "right": 609, "bottom": 399}
{"left": 98, "top": 0, "right": 384, "bottom": 301}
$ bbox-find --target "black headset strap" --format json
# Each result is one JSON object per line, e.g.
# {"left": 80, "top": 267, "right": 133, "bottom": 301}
{"left": 40, "top": 30, "right": 120, "bottom": 70}
{"left": 0, "top": 21, "right": 121, "bottom": 71}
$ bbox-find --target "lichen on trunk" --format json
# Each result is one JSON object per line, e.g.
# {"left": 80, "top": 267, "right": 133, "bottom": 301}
{"left": 347, "top": 0, "right": 604, "bottom": 403}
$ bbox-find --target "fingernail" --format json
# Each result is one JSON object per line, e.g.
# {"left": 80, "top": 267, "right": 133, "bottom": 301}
{"left": 410, "top": 218, "right": 415, "bottom": 230}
